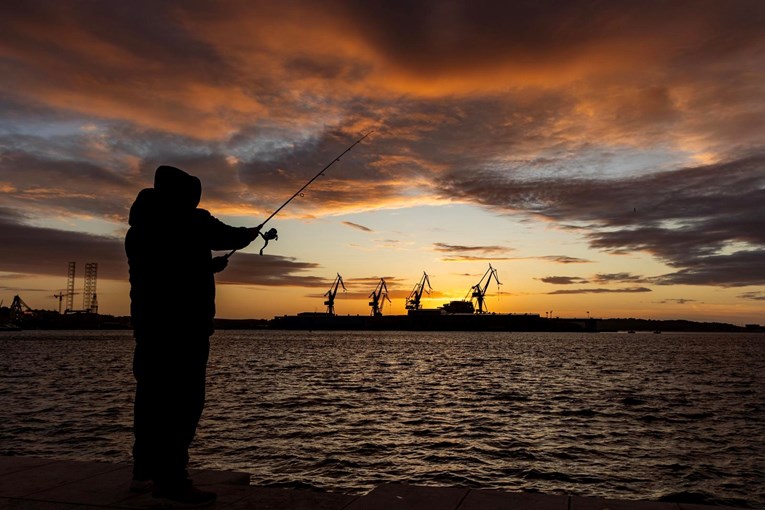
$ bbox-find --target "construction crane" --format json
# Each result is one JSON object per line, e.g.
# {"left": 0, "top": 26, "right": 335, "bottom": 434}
{"left": 324, "top": 273, "right": 346, "bottom": 315}
{"left": 52, "top": 290, "right": 80, "bottom": 314}
{"left": 405, "top": 271, "right": 432, "bottom": 310}
{"left": 368, "top": 278, "right": 391, "bottom": 317}
{"left": 468, "top": 264, "right": 501, "bottom": 314}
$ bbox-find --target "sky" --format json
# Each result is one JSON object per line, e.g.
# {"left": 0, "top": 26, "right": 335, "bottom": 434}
{"left": 1, "top": 0, "right": 764, "bottom": 324}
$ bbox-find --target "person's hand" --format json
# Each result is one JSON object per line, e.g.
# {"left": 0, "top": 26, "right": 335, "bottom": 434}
{"left": 211, "top": 256, "right": 229, "bottom": 273}
{"left": 248, "top": 225, "right": 262, "bottom": 242}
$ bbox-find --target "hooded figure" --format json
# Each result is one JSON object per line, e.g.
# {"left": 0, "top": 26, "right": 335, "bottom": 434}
{"left": 125, "top": 166, "right": 258, "bottom": 506}
{"left": 127, "top": 166, "right": 255, "bottom": 336}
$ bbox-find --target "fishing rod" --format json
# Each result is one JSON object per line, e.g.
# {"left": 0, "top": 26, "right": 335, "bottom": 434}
{"left": 227, "top": 130, "right": 373, "bottom": 257}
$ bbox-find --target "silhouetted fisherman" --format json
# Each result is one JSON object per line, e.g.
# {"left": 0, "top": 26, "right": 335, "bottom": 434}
{"left": 125, "top": 165, "right": 260, "bottom": 507}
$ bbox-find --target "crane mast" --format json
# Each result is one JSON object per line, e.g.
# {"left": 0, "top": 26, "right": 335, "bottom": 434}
{"left": 405, "top": 271, "right": 432, "bottom": 310}
{"left": 368, "top": 278, "right": 391, "bottom": 317}
{"left": 469, "top": 264, "right": 501, "bottom": 314}
{"left": 324, "top": 273, "right": 346, "bottom": 315}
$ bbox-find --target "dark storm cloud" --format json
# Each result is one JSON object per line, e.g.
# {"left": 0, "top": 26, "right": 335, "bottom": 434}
{"left": 439, "top": 154, "right": 765, "bottom": 286}
{"left": 0, "top": 207, "right": 326, "bottom": 287}
{"left": 547, "top": 287, "right": 652, "bottom": 295}
{"left": 651, "top": 250, "right": 765, "bottom": 287}
{"left": 0, "top": 207, "right": 127, "bottom": 280}
{"left": 337, "top": 0, "right": 765, "bottom": 75}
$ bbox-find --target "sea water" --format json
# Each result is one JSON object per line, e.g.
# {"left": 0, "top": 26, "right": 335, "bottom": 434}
{"left": 1, "top": 330, "right": 763, "bottom": 507}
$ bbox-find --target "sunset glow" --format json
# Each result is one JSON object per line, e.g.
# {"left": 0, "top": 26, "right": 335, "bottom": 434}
{"left": 1, "top": 1, "right": 764, "bottom": 324}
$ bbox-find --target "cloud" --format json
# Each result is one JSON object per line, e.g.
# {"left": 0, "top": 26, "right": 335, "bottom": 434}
{"left": 338, "top": 1, "right": 765, "bottom": 91}
{"left": 657, "top": 298, "right": 699, "bottom": 304}
{"left": 0, "top": 207, "right": 325, "bottom": 287}
{"left": 591, "top": 273, "right": 649, "bottom": 284}
{"left": 442, "top": 256, "right": 516, "bottom": 262}
{"left": 342, "top": 221, "right": 374, "bottom": 232}
{"left": 216, "top": 254, "right": 324, "bottom": 287}
{"left": 539, "top": 276, "right": 589, "bottom": 285}
{"left": 439, "top": 154, "right": 765, "bottom": 287}
{"left": 0, "top": 207, "right": 128, "bottom": 280}
{"left": 442, "top": 254, "right": 593, "bottom": 263}
{"left": 650, "top": 250, "right": 765, "bottom": 287}
{"left": 540, "top": 272, "right": 655, "bottom": 286}
{"left": 547, "top": 287, "right": 652, "bottom": 295}
{"left": 433, "top": 243, "right": 509, "bottom": 253}
{"left": 344, "top": 276, "right": 398, "bottom": 286}
{"left": 0, "top": 149, "right": 135, "bottom": 221}
{"left": 0, "top": 285, "right": 49, "bottom": 293}
{"left": 538, "top": 256, "right": 592, "bottom": 264}
{"left": 738, "top": 291, "right": 765, "bottom": 301}
{"left": 434, "top": 242, "right": 516, "bottom": 262}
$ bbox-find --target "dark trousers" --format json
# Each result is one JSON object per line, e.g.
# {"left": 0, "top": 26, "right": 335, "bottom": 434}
{"left": 132, "top": 334, "right": 210, "bottom": 486}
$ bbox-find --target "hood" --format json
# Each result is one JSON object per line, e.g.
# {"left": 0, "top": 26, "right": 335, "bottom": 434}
{"left": 128, "top": 188, "right": 158, "bottom": 227}
{"left": 154, "top": 165, "right": 202, "bottom": 210}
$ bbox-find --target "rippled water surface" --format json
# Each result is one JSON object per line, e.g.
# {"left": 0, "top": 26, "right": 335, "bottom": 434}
{"left": 1, "top": 330, "right": 763, "bottom": 507}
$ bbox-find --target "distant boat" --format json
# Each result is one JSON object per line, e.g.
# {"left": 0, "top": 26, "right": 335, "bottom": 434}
{"left": 653, "top": 330, "right": 662, "bottom": 334}
{"left": 627, "top": 330, "right": 636, "bottom": 334}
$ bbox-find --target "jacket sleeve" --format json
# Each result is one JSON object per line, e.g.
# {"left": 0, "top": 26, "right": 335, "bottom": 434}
{"left": 197, "top": 209, "right": 255, "bottom": 251}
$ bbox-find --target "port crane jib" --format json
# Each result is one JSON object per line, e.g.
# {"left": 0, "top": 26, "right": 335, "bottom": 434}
{"left": 369, "top": 278, "right": 391, "bottom": 317}
{"left": 324, "top": 273, "right": 347, "bottom": 315}
{"left": 405, "top": 271, "right": 432, "bottom": 310}
{"left": 469, "top": 264, "right": 501, "bottom": 314}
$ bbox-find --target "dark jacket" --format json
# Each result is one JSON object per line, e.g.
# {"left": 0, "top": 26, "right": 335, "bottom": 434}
{"left": 125, "top": 166, "right": 252, "bottom": 338}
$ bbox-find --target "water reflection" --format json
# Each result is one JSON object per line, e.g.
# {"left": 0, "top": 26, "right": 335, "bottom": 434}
{"left": 0, "top": 330, "right": 763, "bottom": 507}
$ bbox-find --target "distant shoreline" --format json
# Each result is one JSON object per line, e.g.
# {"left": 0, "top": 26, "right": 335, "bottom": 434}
{"left": 2, "top": 312, "right": 762, "bottom": 333}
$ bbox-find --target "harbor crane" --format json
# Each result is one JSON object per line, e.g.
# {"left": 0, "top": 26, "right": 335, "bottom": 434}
{"left": 405, "top": 271, "right": 432, "bottom": 310}
{"left": 324, "top": 273, "right": 347, "bottom": 315}
{"left": 10, "top": 295, "right": 34, "bottom": 323}
{"left": 369, "top": 278, "right": 391, "bottom": 317}
{"left": 468, "top": 264, "right": 501, "bottom": 314}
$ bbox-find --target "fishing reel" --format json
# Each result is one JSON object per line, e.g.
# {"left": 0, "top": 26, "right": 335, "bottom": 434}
{"left": 258, "top": 227, "right": 278, "bottom": 255}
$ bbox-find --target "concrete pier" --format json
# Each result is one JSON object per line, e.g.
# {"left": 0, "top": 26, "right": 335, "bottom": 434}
{"left": 0, "top": 456, "right": 739, "bottom": 509}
